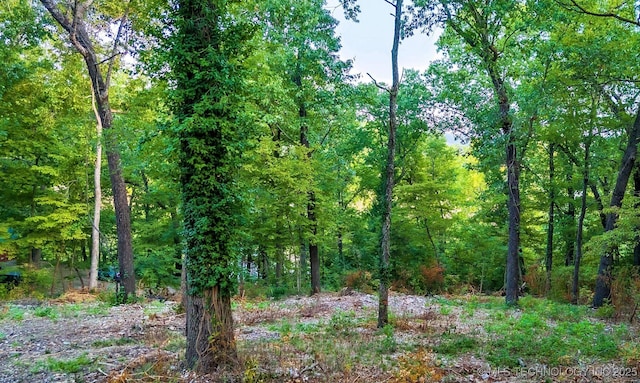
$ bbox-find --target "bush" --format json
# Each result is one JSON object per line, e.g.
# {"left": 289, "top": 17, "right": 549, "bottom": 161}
{"left": 419, "top": 262, "right": 444, "bottom": 293}
{"left": 523, "top": 264, "right": 547, "bottom": 297}
{"left": 548, "top": 266, "right": 574, "bottom": 303}
{"left": 344, "top": 270, "right": 375, "bottom": 293}
{"left": 611, "top": 265, "right": 640, "bottom": 321}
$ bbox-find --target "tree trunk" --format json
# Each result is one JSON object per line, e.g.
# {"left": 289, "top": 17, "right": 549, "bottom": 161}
{"left": 484, "top": 60, "right": 519, "bottom": 305}
{"left": 505, "top": 133, "right": 521, "bottom": 305}
{"left": 565, "top": 180, "right": 576, "bottom": 267}
{"left": 185, "top": 285, "right": 237, "bottom": 371}
{"left": 378, "top": 0, "right": 402, "bottom": 328}
{"left": 309, "top": 193, "right": 321, "bottom": 295}
{"left": 30, "top": 248, "right": 41, "bottom": 266}
{"left": 545, "top": 143, "right": 555, "bottom": 294}
{"left": 295, "top": 57, "right": 321, "bottom": 295}
{"left": 633, "top": 164, "right": 640, "bottom": 267}
{"left": 275, "top": 245, "right": 284, "bottom": 283}
{"left": 572, "top": 132, "right": 592, "bottom": 304}
{"left": 594, "top": 106, "right": 640, "bottom": 307}
{"left": 39, "top": 0, "right": 135, "bottom": 300}
{"left": 89, "top": 85, "right": 102, "bottom": 290}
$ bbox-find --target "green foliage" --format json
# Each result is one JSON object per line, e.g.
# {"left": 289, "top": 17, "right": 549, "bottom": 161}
{"left": 169, "top": 0, "right": 255, "bottom": 297}
{"left": 34, "top": 306, "right": 58, "bottom": 320}
{"left": 328, "top": 309, "right": 359, "bottom": 336}
{"left": 433, "top": 334, "right": 478, "bottom": 356}
{"left": 378, "top": 324, "right": 398, "bottom": 353}
{"left": 34, "top": 353, "right": 93, "bottom": 374}
{"left": 92, "top": 337, "right": 137, "bottom": 348}
{"left": 485, "top": 311, "right": 621, "bottom": 367}
{"left": 0, "top": 305, "right": 25, "bottom": 321}
{"left": 135, "top": 250, "right": 180, "bottom": 289}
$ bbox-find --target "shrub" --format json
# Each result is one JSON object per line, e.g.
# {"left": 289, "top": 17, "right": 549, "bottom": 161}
{"left": 611, "top": 265, "right": 640, "bottom": 322}
{"left": 419, "top": 261, "right": 444, "bottom": 293}
{"left": 344, "top": 270, "right": 375, "bottom": 293}
{"left": 523, "top": 264, "right": 546, "bottom": 297}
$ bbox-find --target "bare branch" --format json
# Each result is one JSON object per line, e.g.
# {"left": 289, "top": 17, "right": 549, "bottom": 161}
{"left": 106, "top": 5, "right": 130, "bottom": 89}
{"left": 559, "top": 0, "right": 640, "bottom": 27}
{"left": 367, "top": 73, "right": 390, "bottom": 93}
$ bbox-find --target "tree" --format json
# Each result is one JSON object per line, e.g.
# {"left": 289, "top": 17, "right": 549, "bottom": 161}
{"left": 169, "top": 0, "right": 252, "bottom": 371}
{"left": 377, "top": 0, "right": 403, "bottom": 327}
{"left": 89, "top": 85, "right": 102, "bottom": 290}
{"left": 418, "top": 0, "right": 543, "bottom": 304}
{"left": 39, "top": 0, "right": 136, "bottom": 300}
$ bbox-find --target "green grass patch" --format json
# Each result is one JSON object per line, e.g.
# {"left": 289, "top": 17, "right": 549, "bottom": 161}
{"left": 433, "top": 334, "right": 478, "bottom": 356}
{"left": 92, "top": 336, "right": 137, "bottom": 348}
{"left": 485, "top": 312, "right": 622, "bottom": 367}
{"left": 5, "top": 306, "right": 25, "bottom": 321}
{"left": 32, "top": 353, "right": 93, "bottom": 374}
{"left": 34, "top": 306, "right": 58, "bottom": 320}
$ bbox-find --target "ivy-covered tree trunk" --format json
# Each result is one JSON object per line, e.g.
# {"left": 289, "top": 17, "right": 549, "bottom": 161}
{"left": 594, "top": 106, "right": 640, "bottom": 307}
{"left": 171, "top": 0, "right": 248, "bottom": 371}
{"left": 379, "top": 0, "right": 403, "bottom": 328}
{"left": 39, "top": 0, "right": 135, "bottom": 300}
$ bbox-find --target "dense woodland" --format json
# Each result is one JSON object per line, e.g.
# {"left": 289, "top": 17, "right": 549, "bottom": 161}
{"left": 1, "top": 0, "right": 640, "bottom": 374}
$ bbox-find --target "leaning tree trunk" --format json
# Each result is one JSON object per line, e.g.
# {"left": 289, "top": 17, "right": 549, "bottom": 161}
{"left": 39, "top": 0, "right": 135, "bottom": 300}
{"left": 594, "top": 106, "right": 640, "bottom": 307}
{"left": 378, "top": 0, "right": 403, "bottom": 328}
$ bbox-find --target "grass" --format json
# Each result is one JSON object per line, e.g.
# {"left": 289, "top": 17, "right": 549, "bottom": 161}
{"left": 234, "top": 293, "right": 638, "bottom": 381}
{"left": 2, "top": 293, "right": 637, "bottom": 382}
{"left": 143, "top": 300, "right": 169, "bottom": 317}
{"left": 31, "top": 353, "right": 93, "bottom": 374}
{"left": 484, "top": 308, "right": 624, "bottom": 367}
{"left": 34, "top": 306, "right": 58, "bottom": 320}
{"left": 92, "top": 336, "right": 137, "bottom": 348}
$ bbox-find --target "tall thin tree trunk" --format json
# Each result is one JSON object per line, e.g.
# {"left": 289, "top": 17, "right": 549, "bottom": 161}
{"left": 308, "top": 193, "right": 320, "bottom": 294}
{"left": 40, "top": 0, "right": 135, "bottom": 300}
{"left": 633, "top": 164, "right": 640, "bottom": 267}
{"left": 89, "top": 86, "right": 102, "bottom": 290}
{"left": 594, "top": 106, "right": 640, "bottom": 307}
{"left": 295, "top": 57, "right": 321, "bottom": 295}
{"left": 545, "top": 143, "right": 555, "bottom": 294}
{"left": 572, "top": 131, "right": 592, "bottom": 304}
{"left": 565, "top": 180, "right": 576, "bottom": 267}
{"left": 378, "top": 0, "right": 402, "bottom": 328}
{"left": 505, "top": 133, "right": 521, "bottom": 305}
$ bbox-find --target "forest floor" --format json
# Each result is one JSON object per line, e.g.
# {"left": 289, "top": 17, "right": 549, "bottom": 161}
{"left": 0, "top": 289, "right": 638, "bottom": 383}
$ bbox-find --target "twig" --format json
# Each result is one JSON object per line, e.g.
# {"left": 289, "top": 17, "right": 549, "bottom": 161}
{"left": 630, "top": 302, "right": 638, "bottom": 323}
{"left": 367, "top": 73, "right": 390, "bottom": 93}
{"left": 300, "top": 361, "right": 319, "bottom": 375}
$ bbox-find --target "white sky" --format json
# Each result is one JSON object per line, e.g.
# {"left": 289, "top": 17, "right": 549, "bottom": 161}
{"left": 325, "top": 0, "right": 441, "bottom": 84}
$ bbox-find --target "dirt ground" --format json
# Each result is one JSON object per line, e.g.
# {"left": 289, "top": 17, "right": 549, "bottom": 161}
{"left": 0, "top": 291, "right": 636, "bottom": 383}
